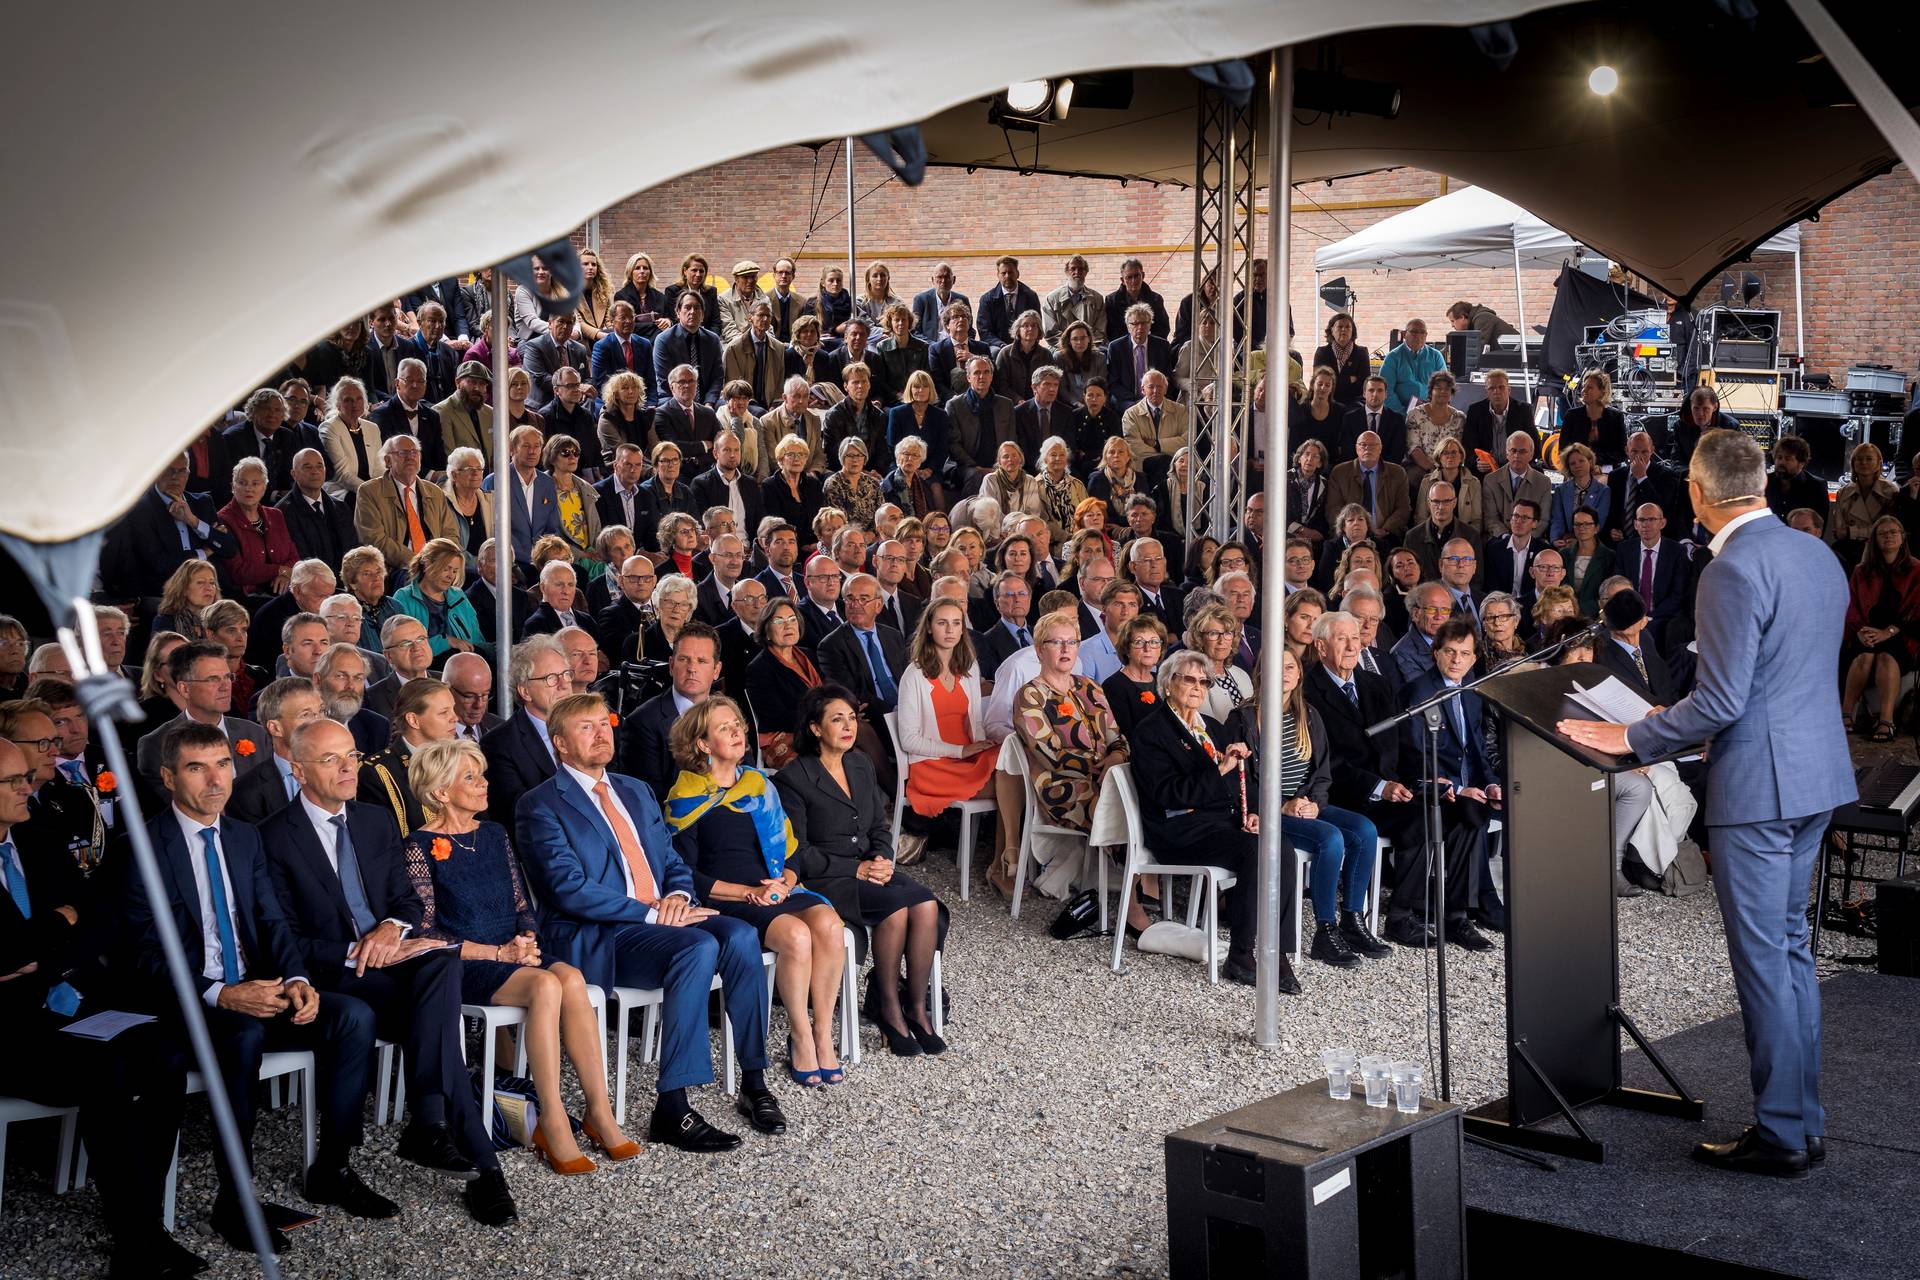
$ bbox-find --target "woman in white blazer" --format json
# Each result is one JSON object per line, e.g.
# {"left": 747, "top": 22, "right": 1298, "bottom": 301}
{"left": 319, "top": 376, "right": 387, "bottom": 499}
{"left": 893, "top": 596, "right": 996, "bottom": 863}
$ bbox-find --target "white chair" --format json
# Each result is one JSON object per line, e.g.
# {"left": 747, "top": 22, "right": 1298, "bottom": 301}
{"left": 371, "top": 1039, "right": 404, "bottom": 1128}
{"left": 848, "top": 926, "right": 948, "bottom": 1059}
{"left": 1292, "top": 837, "right": 1391, "bottom": 961}
{"left": 883, "top": 710, "right": 994, "bottom": 901}
{"left": 167, "top": 1051, "right": 315, "bottom": 1230}
{"left": 461, "top": 985, "right": 607, "bottom": 1132}
{"left": 1106, "top": 764, "right": 1236, "bottom": 983}
{"left": 0, "top": 1097, "right": 80, "bottom": 1221}
{"left": 771, "top": 925, "right": 863, "bottom": 1068}
{"left": 1005, "top": 740, "right": 1106, "bottom": 930}
{"left": 608, "top": 951, "right": 775, "bottom": 1125}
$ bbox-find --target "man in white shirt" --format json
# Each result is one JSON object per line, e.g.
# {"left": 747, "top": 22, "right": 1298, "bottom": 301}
{"left": 442, "top": 651, "right": 500, "bottom": 740}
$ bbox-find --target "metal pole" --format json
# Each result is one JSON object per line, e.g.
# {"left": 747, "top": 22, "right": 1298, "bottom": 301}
{"left": 1512, "top": 235, "right": 1530, "bottom": 390}
{"left": 1255, "top": 45, "right": 1294, "bottom": 1048}
{"left": 1212, "top": 127, "right": 1238, "bottom": 539}
{"left": 1793, "top": 241, "right": 1806, "bottom": 358}
{"left": 491, "top": 267, "right": 513, "bottom": 720}
{"left": 1190, "top": 107, "right": 1207, "bottom": 544}
{"left": 846, "top": 138, "right": 857, "bottom": 298}
{"left": 587, "top": 215, "right": 602, "bottom": 254}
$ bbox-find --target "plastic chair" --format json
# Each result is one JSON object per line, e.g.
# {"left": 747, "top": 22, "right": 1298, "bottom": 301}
{"left": 883, "top": 710, "right": 995, "bottom": 901}
{"left": 371, "top": 1039, "right": 404, "bottom": 1128}
{"left": 1005, "top": 739, "right": 1106, "bottom": 930}
{"left": 1105, "top": 764, "right": 1236, "bottom": 983}
{"left": 848, "top": 925, "right": 948, "bottom": 1059}
{"left": 608, "top": 951, "right": 775, "bottom": 1125}
{"left": 461, "top": 985, "right": 607, "bottom": 1132}
{"left": 168, "top": 1051, "right": 315, "bottom": 1230}
{"left": 0, "top": 1097, "right": 80, "bottom": 1221}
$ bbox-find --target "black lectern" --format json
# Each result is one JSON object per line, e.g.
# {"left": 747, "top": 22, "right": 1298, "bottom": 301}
{"left": 1466, "top": 663, "right": 1704, "bottom": 1162}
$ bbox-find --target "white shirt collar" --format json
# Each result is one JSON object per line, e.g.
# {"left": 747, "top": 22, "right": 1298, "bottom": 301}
{"left": 1709, "top": 507, "right": 1771, "bottom": 556}
{"left": 562, "top": 761, "right": 608, "bottom": 795}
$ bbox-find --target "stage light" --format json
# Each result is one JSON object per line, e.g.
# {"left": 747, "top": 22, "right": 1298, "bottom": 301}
{"left": 1588, "top": 65, "right": 1619, "bottom": 96}
{"left": 1005, "top": 80, "right": 1049, "bottom": 114}
{"left": 1053, "top": 78, "right": 1075, "bottom": 117}
{"left": 1319, "top": 277, "right": 1354, "bottom": 309}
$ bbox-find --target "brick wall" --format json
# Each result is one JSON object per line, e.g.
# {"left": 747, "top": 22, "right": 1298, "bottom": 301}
{"left": 572, "top": 147, "right": 1916, "bottom": 388}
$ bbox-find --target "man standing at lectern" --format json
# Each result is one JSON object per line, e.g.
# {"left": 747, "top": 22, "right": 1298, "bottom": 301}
{"left": 1558, "top": 429, "right": 1854, "bottom": 1178}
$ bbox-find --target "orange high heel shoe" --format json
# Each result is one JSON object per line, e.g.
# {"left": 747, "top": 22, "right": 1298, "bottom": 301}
{"left": 581, "top": 1121, "right": 642, "bottom": 1162}
{"left": 531, "top": 1125, "right": 596, "bottom": 1176}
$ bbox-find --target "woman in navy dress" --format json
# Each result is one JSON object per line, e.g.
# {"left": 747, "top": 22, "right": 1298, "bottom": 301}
{"left": 663, "top": 696, "right": 849, "bottom": 1086}
{"left": 402, "top": 738, "right": 636, "bottom": 1174}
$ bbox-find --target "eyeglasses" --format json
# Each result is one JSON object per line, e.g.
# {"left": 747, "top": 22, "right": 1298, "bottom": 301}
{"left": 304, "top": 751, "right": 365, "bottom": 769}
{"left": 0, "top": 772, "right": 31, "bottom": 789}
{"left": 1442, "top": 554, "right": 1476, "bottom": 567}
{"left": 999, "top": 587, "right": 1031, "bottom": 599}
{"left": 1284, "top": 555, "right": 1314, "bottom": 565}
{"left": 1038, "top": 638, "right": 1078, "bottom": 649}
{"left": 1414, "top": 605, "right": 1453, "bottom": 617}
{"left": 525, "top": 672, "right": 571, "bottom": 690}
{"left": 844, "top": 593, "right": 879, "bottom": 604}
{"left": 1483, "top": 612, "right": 1517, "bottom": 624}
{"left": 7, "top": 736, "right": 57, "bottom": 754}
{"left": 385, "top": 636, "right": 430, "bottom": 651}
{"left": 451, "top": 688, "right": 490, "bottom": 703}
{"left": 1174, "top": 673, "right": 1210, "bottom": 688}
{"left": 182, "top": 673, "right": 235, "bottom": 685}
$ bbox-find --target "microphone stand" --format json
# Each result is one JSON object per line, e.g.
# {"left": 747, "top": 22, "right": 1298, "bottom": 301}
{"left": 1364, "top": 619, "right": 1608, "bottom": 1106}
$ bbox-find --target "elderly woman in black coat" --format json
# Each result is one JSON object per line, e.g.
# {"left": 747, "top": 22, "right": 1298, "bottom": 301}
{"left": 771, "top": 684, "right": 949, "bottom": 1059}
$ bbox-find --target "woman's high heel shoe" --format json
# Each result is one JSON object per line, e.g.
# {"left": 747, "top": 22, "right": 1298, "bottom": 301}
{"left": 580, "top": 1121, "right": 640, "bottom": 1162}
{"left": 880, "top": 1019, "right": 923, "bottom": 1057}
{"left": 531, "top": 1125, "right": 596, "bottom": 1176}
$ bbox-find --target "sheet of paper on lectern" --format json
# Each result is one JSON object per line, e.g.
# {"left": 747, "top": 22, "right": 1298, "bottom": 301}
{"left": 1569, "top": 676, "right": 1656, "bottom": 724}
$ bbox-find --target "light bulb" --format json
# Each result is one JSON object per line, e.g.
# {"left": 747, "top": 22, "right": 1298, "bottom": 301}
{"left": 1588, "top": 65, "right": 1619, "bottom": 96}
{"left": 1005, "top": 80, "right": 1049, "bottom": 114}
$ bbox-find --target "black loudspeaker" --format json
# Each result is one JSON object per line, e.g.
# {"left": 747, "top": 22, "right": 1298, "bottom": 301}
{"left": 1446, "top": 330, "right": 1483, "bottom": 377}
{"left": 1878, "top": 874, "right": 1920, "bottom": 977}
{"left": 1165, "top": 1083, "right": 1466, "bottom": 1279}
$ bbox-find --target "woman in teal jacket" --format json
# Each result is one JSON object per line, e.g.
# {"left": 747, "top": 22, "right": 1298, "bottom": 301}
{"left": 392, "top": 537, "right": 494, "bottom": 665}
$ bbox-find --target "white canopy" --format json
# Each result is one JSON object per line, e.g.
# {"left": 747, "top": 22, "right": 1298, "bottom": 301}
{"left": 1316, "top": 184, "right": 1800, "bottom": 273}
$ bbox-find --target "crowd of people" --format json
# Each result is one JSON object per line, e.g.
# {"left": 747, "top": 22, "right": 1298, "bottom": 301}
{"left": 1, "top": 247, "right": 1908, "bottom": 1276}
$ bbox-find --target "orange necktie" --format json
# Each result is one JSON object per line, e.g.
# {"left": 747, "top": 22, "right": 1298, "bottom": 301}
{"left": 402, "top": 483, "right": 426, "bottom": 552}
{"left": 593, "top": 779, "right": 658, "bottom": 905}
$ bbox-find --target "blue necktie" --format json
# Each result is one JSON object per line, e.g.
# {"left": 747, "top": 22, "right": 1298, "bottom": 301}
{"left": 329, "top": 815, "right": 379, "bottom": 938}
{"left": 6, "top": 841, "right": 85, "bottom": 1017}
{"left": 283, "top": 767, "right": 299, "bottom": 800}
{"left": 862, "top": 630, "right": 897, "bottom": 706}
{"left": 1363, "top": 468, "right": 1376, "bottom": 519}
{"left": 200, "top": 829, "right": 243, "bottom": 985}
{"left": 1016, "top": 625, "right": 1032, "bottom": 647}
{"left": 1448, "top": 692, "right": 1467, "bottom": 747}
{"left": 59, "top": 760, "right": 86, "bottom": 787}
{"left": 1342, "top": 679, "right": 1360, "bottom": 709}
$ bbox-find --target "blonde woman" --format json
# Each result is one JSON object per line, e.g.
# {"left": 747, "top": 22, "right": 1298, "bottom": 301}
{"left": 403, "top": 739, "right": 635, "bottom": 1173}
{"left": 614, "top": 251, "right": 668, "bottom": 330}
{"left": 153, "top": 560, "right": 220, "bottom": 638}
{"left": 573, "top": 247, "right": 612, "bottom": 342}
{"left": 1186, "top": 601, "right": 1253, "bottom": 721}
{"left": 320, "top": 376, "right": 384, "bottom": 496}
{"left": 1829, "top": 442, "right": 1898, "bottom": 565}
{"left": 1413, "top": 436, "right": 1484, "bottom": 530}
{"left": 1561, "top": 369, "right": 1628, "bottom": 466}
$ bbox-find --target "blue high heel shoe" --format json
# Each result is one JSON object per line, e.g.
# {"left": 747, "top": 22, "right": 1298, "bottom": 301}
{"left": 787, "top": 1038, "right": 825, "bottom": 1087}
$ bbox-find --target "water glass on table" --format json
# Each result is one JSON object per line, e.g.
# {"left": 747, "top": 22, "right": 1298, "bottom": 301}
{"left": 1391, "top": 1061, "right": 1423, "bottom": 1113}
{"left": 1359, "top": 1056, "right": 1394, "bottom": 1108}
{"left": 1319, "top": 1047, "right": 1358, "bottom": 1100}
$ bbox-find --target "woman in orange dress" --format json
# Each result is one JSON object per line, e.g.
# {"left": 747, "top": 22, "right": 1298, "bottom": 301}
{"left": 894, "top": 598, "right": 997, "bottom": 863}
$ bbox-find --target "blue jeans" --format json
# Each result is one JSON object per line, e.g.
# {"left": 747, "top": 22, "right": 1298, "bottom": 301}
{"left": 1284, "top": 805, "right": 1379, "bottom": 924}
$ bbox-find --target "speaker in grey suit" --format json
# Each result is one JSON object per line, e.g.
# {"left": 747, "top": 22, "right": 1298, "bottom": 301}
{"left": 1613, "top": 431, "right": 1855, "bottom": 1165}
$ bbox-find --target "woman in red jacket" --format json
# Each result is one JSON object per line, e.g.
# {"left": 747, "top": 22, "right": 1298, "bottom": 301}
{"left": 218, "top": 457, "right": 299, "bottom": 599}
{"left": 1842, "top": 515, "right": 1920, "bottom": 741}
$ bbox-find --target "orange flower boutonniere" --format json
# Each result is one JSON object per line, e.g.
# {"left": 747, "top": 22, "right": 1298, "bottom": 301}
{"left": 234, "top": 739, "right": 257, "bottom": 757}
{"left": 1139, "top": 691, "right": 1156, "bottom": 705}
{"left": 1057, "top": 699, "right": 1076, "bottom": 718}
{"left": 609, "top": 712, "right": 620, "bottom": 728}
{"left": 95, "top": 771, "right": 118, "bottom": 794}
{"left": 430, "top": 837, "right": 453, "bottom": 862}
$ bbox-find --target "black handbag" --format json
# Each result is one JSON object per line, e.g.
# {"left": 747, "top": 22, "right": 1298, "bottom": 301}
{"left": 1049, "top": 887, "right": 1105, "bottom": 941}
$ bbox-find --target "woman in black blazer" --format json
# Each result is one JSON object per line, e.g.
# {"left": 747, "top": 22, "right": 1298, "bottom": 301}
{"left": 742, "top": 599, "right": 821, "bottom": 768}
{"left": 1129, "top": 649, "right": 1294, "bottom": 990}
{"left": 772, "top": 685, "right": 948, "bottom": 1058}
{"left": 1312, "top": 313, "right": 1370, "bottom": 409}
{"left": 1559, "top": 371, "right": 1629, "bottom": 467}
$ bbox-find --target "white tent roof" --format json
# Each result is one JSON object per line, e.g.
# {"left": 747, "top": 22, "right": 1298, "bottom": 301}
{"left": 1315, "top": 184, "right": 1800, "bottom": 274}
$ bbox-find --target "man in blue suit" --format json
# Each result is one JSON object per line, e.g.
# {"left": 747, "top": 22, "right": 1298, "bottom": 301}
{"left": 515, "top": 692, "right": 786, "bottom": 1151}
{"left": 1396, "top": 619, "right": 1498, "bottom": 949}
{"left": 910, "top": 263, "right": 968, "bottom": 342}
{"left": 652, "top": 291, "right": 726, "bottom": 405}
{"left": 1561, "top": 429, "right": 1854, "bottom": 1178}
{"left": 974, "top": 256, "right": 1042, "bottom": 354}
{"left": 1104, "top": 305, "right": 1177, "bottom": 412}
{"left": 482, "top": 425, "right": 561, "bottom": 568}
{"left": 1612, "top": 503, "right": 1694, "bottom": 648}
{"left": 103, "top": 452, "right": 241, "bottom": 599}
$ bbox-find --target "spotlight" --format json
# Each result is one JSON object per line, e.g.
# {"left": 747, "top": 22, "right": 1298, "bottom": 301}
{"left": 990, "top": 78, "right": 1075, "bottom": 130}
{"left": 1588, "top": 65, "right": 1619, "bottom": 96}
{"left": 1319, "top": 277, "right": 1354, "bottom": 310}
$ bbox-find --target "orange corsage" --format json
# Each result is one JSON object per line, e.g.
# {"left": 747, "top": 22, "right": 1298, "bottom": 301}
{"left": 1139, "top": 691, "right": 1156, "bottom": 705}
{"left": 1057, "top": 700, "right": 1076, "bottom": 717}
{"left": 609, "top": 712, "right": 620, "bottom": 728}
{"left": 430, "top": 837, "right": 453, "bottom": 862}
{"left": 234, "top": 739, "right": 257, "bottom": 757}
{"left": 95, "top": 771, "right": 118, "bottom": 794}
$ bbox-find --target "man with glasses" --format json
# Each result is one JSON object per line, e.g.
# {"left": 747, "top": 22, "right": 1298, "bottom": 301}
{"left": 1127, "top": 537, "right": 1182, "bottom": 630}
{"left": 442, "top": 651, "right": 502, "bottom": 741}
{"left": 134, "top": 641, "right": 270, "bottom": 802}
{"left": 717, "top": 578, "right": 767, "bottom": 684}
{"left": 817, "top": 574, "right": 909, "bottom": 731}
{"left": 355, "top": 433, "right": 456, "bottom": 575}
{"left": 796, "top": 554, "right": 845, "bottom": 655}
{"left": 369, "top": 359, "right": 447, "bottom": 476}
{"left": 1526, "top": 547, "right": 1568, "bottom": 633}
{"left": 1615, "top": 503, "right": 1692, "bottom": 649}
{"left": 314, "top": 593, "right": 394, "bottom": 681}
{"left": 481, "top": 637, "right": 572, "bottom": 824}
{"left": 1405, "top": 479, "right": 1483, "bottom": 585}
{"left": 1327, "top": 428, "right": 1412, "bottom": 543}
{"left": 693, "top": 532, "right": 748, "bottom": 627}
{"left": 597, "top": 553, "right": 659, "bottom": 657}
{"left": 316, "top": 642, "right": 389, "bottom": 755}
{"left": 1391, "top": 582, "right": 1455, "bottom": 688}
{"left": 1, "top": 695, "right": 105, "bottom": 886}
{"left": 228, "top": 677, "right": 325, "bottom": 823}
{"left": 1437, "top": 538, "right": 1482, "bottom": 626}
{"left": 654, "top": 366, "right": 726, "bottom": 469}
{"left": 1282, "top": 538, "right": 1317, "bottom": 597}
{"left": 259, "top": 718, "right": 517, "bottom": 1225}
{"left": 537, "top": 366, "right": 597, "bottom": 446}
{"left": 365, "top": 616, "right": 432, "bottom": 721}
{"left": 976, "top": 571, "right": 1035, "bottom": 677}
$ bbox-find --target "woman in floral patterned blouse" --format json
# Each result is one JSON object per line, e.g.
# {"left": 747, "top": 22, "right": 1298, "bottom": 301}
{"left": 1013, "top": 610, "right": 1126, "bottom": 836}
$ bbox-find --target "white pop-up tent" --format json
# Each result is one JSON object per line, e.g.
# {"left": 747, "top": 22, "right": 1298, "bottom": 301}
{"left": 1314, "top": 184, "right": 1808, "bottom": 360}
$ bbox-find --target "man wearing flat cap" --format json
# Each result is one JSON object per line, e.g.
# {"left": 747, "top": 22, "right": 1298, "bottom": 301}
{"left": 434, "top": 360, "right": 496, "bottom": 468}
{"left": 717, "top": 261, "right": 771, "bottom": 345}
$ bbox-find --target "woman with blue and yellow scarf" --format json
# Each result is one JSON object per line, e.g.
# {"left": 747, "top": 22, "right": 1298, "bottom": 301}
{"left": 664, "top": 695, "right": 850, "bottom": 1087}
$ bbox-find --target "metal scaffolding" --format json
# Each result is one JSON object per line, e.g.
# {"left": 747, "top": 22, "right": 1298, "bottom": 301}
{"left": 1184, "top": 84, "right": 1258, "bottom": 547}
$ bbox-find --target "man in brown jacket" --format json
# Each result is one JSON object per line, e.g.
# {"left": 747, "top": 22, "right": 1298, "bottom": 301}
{"left": 354, "top": 434, "right": 457, "bottom": 573}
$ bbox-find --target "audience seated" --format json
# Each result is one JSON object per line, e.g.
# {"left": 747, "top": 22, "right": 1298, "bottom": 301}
{"left": 1839, "top": 515, "right": 1920, "bottom": 739}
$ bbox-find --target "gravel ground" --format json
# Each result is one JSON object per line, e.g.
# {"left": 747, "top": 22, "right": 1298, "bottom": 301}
{"left": 0, "top": 833, "right": 1885, "bottom": 1279}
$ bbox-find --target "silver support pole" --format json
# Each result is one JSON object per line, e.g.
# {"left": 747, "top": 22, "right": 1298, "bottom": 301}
{"left": 1512, "top": 235, "right": 1530, "bottom": 387}
{"left": 1793, "top": 241, "right": 1806, "bottom": 358}
{"left": 1212, "top": 127, "right": 1238, "bottom": 538}
{"left": 1314, "top": 269, "right": 1323, "bottom": 332}
{"left": 491, "top": 267, "right": 513, "bottom": 720}
{"left": 846, "top": 138, "right": 858, "bottom": 295}
{"left": 1189, "top": 122, "right": 1207, "bottom": 546}
{"left": 587, "top": 215, "right": 602, "bottom": 254}
{"left": 1255, "top": 46, "right": 1294, "bottom": 1048}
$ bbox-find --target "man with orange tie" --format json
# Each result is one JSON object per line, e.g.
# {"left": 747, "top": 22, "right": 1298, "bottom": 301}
{"left": 514, "top": 693, "right": 785, "bottom": 1153}
{"left": 354, "top": 434, "right": 456, "bottom": 575}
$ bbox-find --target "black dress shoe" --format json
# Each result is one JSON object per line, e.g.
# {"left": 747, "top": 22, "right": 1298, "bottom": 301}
{"left": 303, "top": 1164, "right": 401, "bottom": 1220}
{"left": 1448, "top": 920, "right": 1494, "bottom": 952}
{"left": 1310, "top": 922, "right": 1363, "bottom": 969}
{"left": 1224, "top": 954, "right": 1302, "bottom": 994}
{"left": 649, "top": 1105, "right": 744, "bottom": 1153}
{"left": 114, "top": 1232, "right": 209, "bottom": 1278}
{"left": 208, "top": 1205, "right": 289, "bottom": 1255}
{"left": 1691, "top": 1127, "right": 1810, "bottom": 1179}
{"left": 396, "top": 1122, "right": 480, "bottom": 1180}
{"left": 1469, "top": 905, "right": 1507, "bottom": 934}
{"left": 1339, "top": 911, "right": 1393, "bottom": 957}
{"left": 1384, "top": 916, "right": 1437, "bottom": 948}
{"left": 1807, "top": 1135, "right": 1826, "bottom": 1166}
{"left": 737, "top": 1087, "right": 788, "bottom": 1135}
{"left": 462, "top": 1169, "right": 518, "bottom": 1226}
